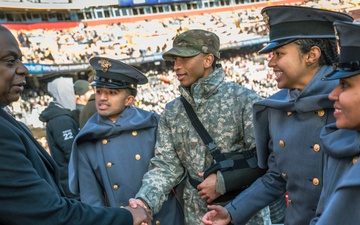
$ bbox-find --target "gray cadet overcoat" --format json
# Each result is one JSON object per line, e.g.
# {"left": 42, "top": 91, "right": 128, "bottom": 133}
{"left": 226, "top": 65, "right": 338, "bottom": 225}
{"left": 310, "top": 124, "right": 360, "bottom": 224}
{"left": 69, "top": 106, "right": 184, "bottom": 225}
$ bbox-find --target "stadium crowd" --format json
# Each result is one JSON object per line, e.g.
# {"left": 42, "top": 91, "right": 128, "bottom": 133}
{"left": 11, "top": 52, "right": 277, "bottom": 128}
{"left": 12, "top": 0, "right": 355, "bottom": 65}
{"left": 6, "top": 0, "right": 356, "bottom": 149}
{"left": 15, "top": 8, "right": 266, "bottom": 64}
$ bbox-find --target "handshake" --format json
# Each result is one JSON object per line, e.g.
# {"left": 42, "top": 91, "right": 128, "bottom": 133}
{"left": 125, "top": 198, "right": 153, "bottom": 225}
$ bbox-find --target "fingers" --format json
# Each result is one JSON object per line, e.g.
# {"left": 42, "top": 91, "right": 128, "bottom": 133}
{"left": 144, "top": 207, "right": 152, "bottom": 218}
{"left": 206, "top": 204, "right": 227, "bottom": 212}
{"left": 198, "top": 186, "right": 213, "bottom": 203}
{"left": 202, "top": 210, "right": 216, "bottom": 224}
{"left": 144, "top": 207, "right": 153, "bottom": 223}
{"left": 124, "top": 205, "right": 152, "bottom": 225}
{"left": 207, "top": 197, "right": 214, "bottom": 204}
{"left": 198, "top": 187, "right": 217, "bottom": 203}
{"left": 129, "top": 198, "right": 139, "bottom": 208}
{"left": 207, "top": 204, "right": 220, "bottom": 211}
{"left": 129, "top": 198, "right": 145, "bottom": 209}
{"left": 198, "top": 190, "right": 212, "bottom": 203}
{"left": 199, "top": 191, "right": 212, "bottom": 203}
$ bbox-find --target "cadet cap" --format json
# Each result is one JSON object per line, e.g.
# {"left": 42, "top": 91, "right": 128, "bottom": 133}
{"left": 89, "top": 57, "right": 147, "bottom": 89}
{"left": 162, "top": 29, "right": 220, "bottom": 61}
{"left": 258, "top": 5, "right": 353, "bottom": 54}
{"left": 74, "top": 80, "right": 91, "bottom": 96}
{"left": 323, "top": 21, "right": 360, "bottom": 80}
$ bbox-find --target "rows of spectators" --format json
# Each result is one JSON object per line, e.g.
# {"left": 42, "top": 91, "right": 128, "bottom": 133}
{"left": 14, "top": 7, "right": 267, "bottom": 64}
{"left": 12, "top": 51, "right": 276, "bottom": 130}
{"left": 12, "top": 1, "right": 356, "bottom": 65}
{"left": 8, "top": 0, "right": 355, "bottom": 141}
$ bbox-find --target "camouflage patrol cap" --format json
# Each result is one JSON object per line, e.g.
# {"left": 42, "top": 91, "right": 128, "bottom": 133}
{"left": 162, "top": 29, "right": 220, "bottom": 61}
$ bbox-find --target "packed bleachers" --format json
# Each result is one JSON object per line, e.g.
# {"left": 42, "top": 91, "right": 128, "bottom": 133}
{"left": 14, "top": 8, "right": 266, "bottom": 65}
{"left": 7, "top": 0, "right": 358, "bottom": 138}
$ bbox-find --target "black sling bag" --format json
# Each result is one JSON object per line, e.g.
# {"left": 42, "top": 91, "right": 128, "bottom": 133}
{"left": 180, "top": 95, "right": 266, "bottom": 203}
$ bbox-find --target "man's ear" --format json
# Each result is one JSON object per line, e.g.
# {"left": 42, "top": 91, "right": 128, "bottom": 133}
{"left": 204, "top": 54, "right": 215, "bottom": 69}
{"left": 125, "top": 95, "right": 135, "bottom": 106}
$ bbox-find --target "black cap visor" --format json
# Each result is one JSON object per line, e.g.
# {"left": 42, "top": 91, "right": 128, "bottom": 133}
{"left": 91, "top": 80, "right": 135, "bottom": 89}
{"left": 258, "top": 38, "right": 297, "bottom": 54}
{"left": 322, "top": 69, "right": 360, "bottom": 81}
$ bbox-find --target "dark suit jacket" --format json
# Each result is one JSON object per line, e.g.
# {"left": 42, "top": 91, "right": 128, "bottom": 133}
{"left": 0, "top": 109, "right": 133, "bottom": 225}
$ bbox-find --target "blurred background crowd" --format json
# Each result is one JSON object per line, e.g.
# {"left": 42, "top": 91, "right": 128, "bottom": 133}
{"left": 4, "top": 0, "right": 359, "bottom": 150}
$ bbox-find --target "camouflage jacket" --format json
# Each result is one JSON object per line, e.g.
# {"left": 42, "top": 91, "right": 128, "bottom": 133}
{"left": 136, "top": 67, "right": 270, "bottom": 224}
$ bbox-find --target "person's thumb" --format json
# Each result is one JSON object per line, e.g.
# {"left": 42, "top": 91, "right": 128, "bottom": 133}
{"left": 129, "top": 198, "right": 138, "bottom": 208}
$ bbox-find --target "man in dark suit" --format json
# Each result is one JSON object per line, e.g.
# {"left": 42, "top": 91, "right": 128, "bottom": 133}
{"left": 0, "top": 24, "right": 152, "bottom": 225}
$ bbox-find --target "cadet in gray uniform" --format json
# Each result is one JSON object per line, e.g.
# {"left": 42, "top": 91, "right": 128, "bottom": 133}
{"left": 68, "top": 57, "right": 184, "bottom": 225}
{"left": 310, "top": 21, "right": 360, "bottom": 225}
{"left": 202, "top": 6, "right": 353, "bottom": 225}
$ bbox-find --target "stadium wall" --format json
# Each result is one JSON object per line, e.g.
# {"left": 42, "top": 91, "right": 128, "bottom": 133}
{"left": 3, "top": 0, "right": 304, "bottom": 30}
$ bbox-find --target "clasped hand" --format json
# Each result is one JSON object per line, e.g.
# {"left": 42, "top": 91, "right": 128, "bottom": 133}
{"left": 126, "top": 200, "right": 152, "bottom": 225}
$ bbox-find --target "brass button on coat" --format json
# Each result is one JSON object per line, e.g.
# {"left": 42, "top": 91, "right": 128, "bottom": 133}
{"left": 155, "top": 221, "right": 161, "bottom": 225}
{"left": 312, "top": 178, "right": 320, "bottom": 186}
{"left": 102, "top": 139, "right": 108, "bottom": 145}
{"left": 313, "top": 144, "right": 321, "bottom": 152}
{"left": 317, "top": 110, "right": 325, "bottom": 117}
{"left": 132, "top": 131, "right": 138, "bottom": 136}
{"left": 113, "top": 185, "right": 119, "bottom": 191}
{"left": 281, "top": 173, "right": 287, "bottom": 179}
{"left": 279, "top": 140, "right": 285, "bottom": 147}
{"left": 287, "top": 112, "right": 292, "bottom": 116}
{"left": 107, "top": 162, "right": 112, "bottom": 168}
{"left": 353, "top": 155, "right": 359, "bottom": 165}
{"left": 135, "top": 154, "right": 141, "bottom": 160}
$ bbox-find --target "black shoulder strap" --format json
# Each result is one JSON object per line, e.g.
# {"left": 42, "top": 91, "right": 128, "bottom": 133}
{"left": 180, "top": 96, "right": 225, "bottom": 162}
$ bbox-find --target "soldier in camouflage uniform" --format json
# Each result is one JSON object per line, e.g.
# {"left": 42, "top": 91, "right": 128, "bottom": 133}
{"left": 129, "top": 29, "right": 270, "bottom": 225}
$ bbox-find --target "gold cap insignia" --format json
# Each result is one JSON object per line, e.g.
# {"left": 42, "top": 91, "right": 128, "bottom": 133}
{"left": 98, "top": 59, "right": 112, "bottom": 72}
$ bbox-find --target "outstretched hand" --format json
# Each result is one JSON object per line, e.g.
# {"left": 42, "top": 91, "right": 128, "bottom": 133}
{"left": 202, "top": 205, "right": 232, "bottom": 225}
{"left": 124, "top": 205, "right": 152, "bottom": 225}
